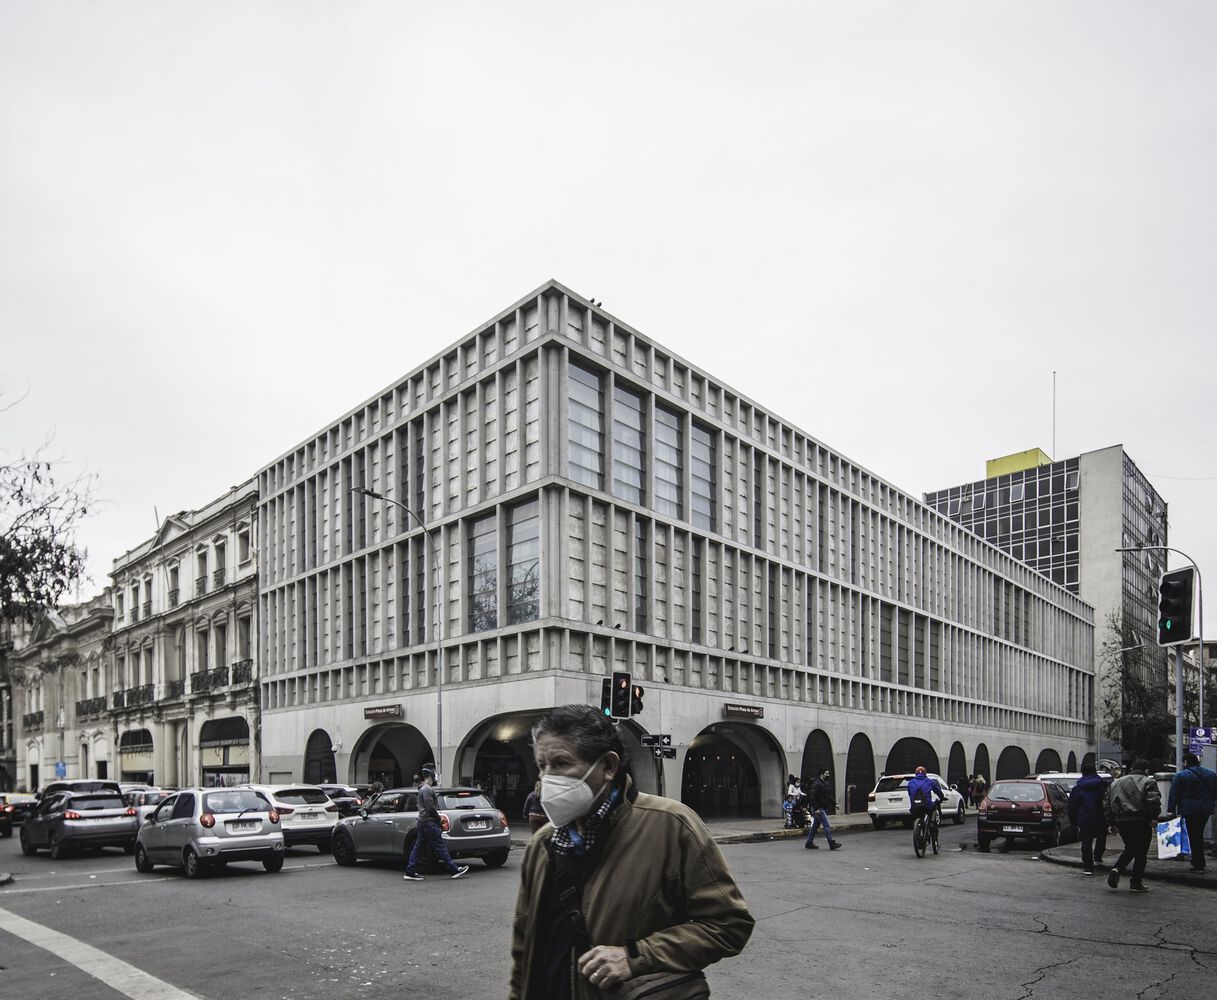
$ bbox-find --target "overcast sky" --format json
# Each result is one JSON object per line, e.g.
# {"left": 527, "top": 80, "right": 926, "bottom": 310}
{"left": 3, "top": 2, "right": 1215, "bottom": 620}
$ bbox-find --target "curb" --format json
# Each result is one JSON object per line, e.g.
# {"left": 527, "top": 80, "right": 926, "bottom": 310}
{"left": 512, "top": 821, "right": 876, "bottom": 849}
{"left": 1040, "top": 848, "right": 1216, "bottom": 890}
{"left": 0, "top": 872, "right": 12, "bottom": 886}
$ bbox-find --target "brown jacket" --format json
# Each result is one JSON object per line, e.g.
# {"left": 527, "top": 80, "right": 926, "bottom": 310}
{"left": 508, "top": 789, "right": 754, "bottom": 1000}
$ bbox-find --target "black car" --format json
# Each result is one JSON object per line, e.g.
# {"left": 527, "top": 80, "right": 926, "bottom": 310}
{"left": 21, "top": 790, "right": 138, "bottom": 858}
{"left": 1, "top": 793, "right": 39, "bottom": 837}
{"left": 318, "top": 784, "right": 365, "bottom": 817}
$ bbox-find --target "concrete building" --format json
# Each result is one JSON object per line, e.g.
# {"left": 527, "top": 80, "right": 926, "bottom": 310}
{"left": 10, "top": 591, "right": 113, "bottom": 790}
{"left": 925, "top": 445, "right": 1169, "bottom": 760}
{"left": 258, "top": 280, "right": 1095, "bottom": 819}
{"left": 107, "top": 481, "right": 259, "bottom": 787}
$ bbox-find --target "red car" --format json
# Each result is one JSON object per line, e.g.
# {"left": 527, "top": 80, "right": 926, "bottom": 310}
{"left": 976, "top": 779, "right": 1076, "bottom": 851}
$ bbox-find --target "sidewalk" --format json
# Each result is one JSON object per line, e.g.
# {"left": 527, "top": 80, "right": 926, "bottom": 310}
{"left": 1041, "top": 835, "right": 1216, "bottom": 890}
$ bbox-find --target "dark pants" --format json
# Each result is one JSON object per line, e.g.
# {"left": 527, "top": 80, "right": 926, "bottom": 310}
{"left": 1078, "top": 822, "right": 1107, "bottom": 872}
{"left": 1183, "top": 814, "right": 1209, "bottom": 870}
{"left": 407, "top": 820, "right": 459, "bottom": 875}
{"left": 1113, "top": 820, "right": 1152, "bottom": 884}
{"left": 805, "top": 808, "right": 834, "bottom": 845}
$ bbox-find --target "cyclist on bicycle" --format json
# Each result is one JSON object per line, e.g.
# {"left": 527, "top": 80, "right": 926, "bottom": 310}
{"left": 907, "top": 765, "right": 945, "bottom": 826}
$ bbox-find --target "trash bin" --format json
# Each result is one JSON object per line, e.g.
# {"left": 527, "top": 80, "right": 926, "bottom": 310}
{"left": 1152, "top": 772, "right": 1174, "bottom": 821}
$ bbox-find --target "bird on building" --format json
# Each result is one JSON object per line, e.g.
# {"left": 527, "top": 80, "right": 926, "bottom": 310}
{"left": 613, "top": 624, "right": 622, "bottom": 630}
{"left": 596, "top": 619, "right": 604, "bottom": 626}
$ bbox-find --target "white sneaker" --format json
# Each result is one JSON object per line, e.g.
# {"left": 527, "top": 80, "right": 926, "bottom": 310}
{"left": 451, "top": 865, "right": 470, "bottom": 880}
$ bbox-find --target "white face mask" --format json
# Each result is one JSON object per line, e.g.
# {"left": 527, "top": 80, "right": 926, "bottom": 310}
{"left": 540, "top": 758, "right": 604, "bottom": 828}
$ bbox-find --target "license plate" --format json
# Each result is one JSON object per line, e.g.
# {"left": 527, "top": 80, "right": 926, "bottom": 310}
{"left": 465, "top": 820, "right": 490, "bottom": 830}
{"left": 1002, "top": 825, "right": 1024, "bottom": 833}
{"left": 229, "top": 822, "right": 258, "bottom": 833}
{"left": 300, "top": 812, "right": 320, "bottom": 821}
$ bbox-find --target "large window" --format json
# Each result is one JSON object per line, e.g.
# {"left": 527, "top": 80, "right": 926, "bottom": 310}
{"left": 690, "top": 422, "right": 716, "bottom": 531}
{"left": 654, "top": 407, "right": 682, "bottom": 518}
{"left": 611, "top": 384, "right": 645, "bottom": 504}
{"left": 468, "top": 514, "right": 498, "bottom": 632}
{"left": 507, "top": 500, "right": 540, "bottom": 624}
{"left": 634, "top": 520, "right": 648, "bottom": 633}
{"left": 569, "top": 364, "right": 604, "bottom": 489}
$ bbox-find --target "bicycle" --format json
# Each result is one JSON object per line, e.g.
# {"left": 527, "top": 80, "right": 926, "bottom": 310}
{"left": 912, "top": 803, "right": 940, "bottom": 858}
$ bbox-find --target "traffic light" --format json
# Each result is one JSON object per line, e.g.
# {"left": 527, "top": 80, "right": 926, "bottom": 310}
{"left": 1158, "top": 568, "right": 1196, "bottom": 646}
{"left": 631, "top": 684, "right": 645, "bottom": 715}
{"left": 610, "top": 671, "right": 632, "bottom": 718}
{"left": 599, "top": 677, "right": 613, "bottom": 717}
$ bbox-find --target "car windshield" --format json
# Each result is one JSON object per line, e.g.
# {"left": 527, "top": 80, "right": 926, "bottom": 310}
{"left": 276, "top": 788, "right": 330, "bottom": 805}
{"left": 437, "top": 792, "right": 493, "bottom": 810}
{"left": 204, "top": 790, "right": 268, "bottom": 813}
{"left": 988, "top": 782, "right": 1044, "bottom": 802}
{"left": 139, "top": 792, "right": 171, "bottom": 806}
{"left": 875, "top": 777, "right": 910, "bottom": 793}
{"left": 70, "top": 795, "right": 125, "bottom": 811}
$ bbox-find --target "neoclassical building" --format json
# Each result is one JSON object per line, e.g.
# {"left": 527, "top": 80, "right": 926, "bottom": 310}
{"left": 256, "top": 281, "right": 1095, "bottom": 819}
{"left": 107, "top": 481, "right": 259, "bottom": 787}
{"left": 10, "top": 591, "right": 113, "bottom": 790}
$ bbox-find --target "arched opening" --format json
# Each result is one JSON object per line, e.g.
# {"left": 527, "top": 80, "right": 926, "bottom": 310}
{"left": 199, "top": 717, "right": 252, "bottom": 787}
{"left": 800, "top": 730, "right": 834, "bottom": 784}
{"left": 1035, "top": 749, "right": 1063, "bottom": 774}
{"left": 1067, "top": 751, "right": 1078, "bottom": 771}
{"left": 303, "top": 729, "right": 337, "bottom": 785}
{"left": 885, "top": 737, "right": 940, "bottom": 776}
{"left": 119, "top": 728, "right": 155, "bottom": 785}
{"left": 351, "top": 724, "right": 434, "bottom": 789}
{"left": 844, "top": 733, "right": 875, "bottom": 814}
{"left": 948, "top": 742, "right": 968, "bottom": 790}
{"left": 681, "top": 722, "right": 782, "bottom": 819}
{"left": 996, "top": 746, "right": 1031, "bottom": 780}
{"left": 975, "top": 744, "right": 991, "bottom": 782}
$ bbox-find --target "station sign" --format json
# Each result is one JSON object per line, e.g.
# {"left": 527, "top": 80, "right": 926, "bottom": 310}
{"left": 722, "top": 703, "right": 764, "bottom": 720}
{"left": 641, "top": 734, "right": 672, "bottom": 747}
{"left": 364, "top": 704, "right": 403, "bottom": 720}
{"left": 653, "top": 747, "right": 678, "bottom": 759}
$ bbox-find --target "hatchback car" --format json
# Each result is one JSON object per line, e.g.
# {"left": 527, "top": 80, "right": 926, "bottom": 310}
{"left": 868, "top": 774, "right": 967, "bottom": 828}
{"left": 125, "top": 788, "right": 174, "bottom": 827}
{"left": 0, "top": 793, "right": 38, "bottom": 837}
{"left": 317, "top": 784, "right": 365, "bottom": 817}
{"left": 242, "top": 784, "right": 338, "bottom": 851}
{"left": 39, "top": 779, "right": 123, "bottom": 799}
{"left": 332, "top": 786, "right": 511, "bottom": 870}
{"left": 977, "top": 779, "right": 1076, "bottom": 851}
{"left": 135, "top": 787, "right": 284, "bottom": 878}
{"left": 1030, "top": 772, "right": 1085, "bottom": 795}
{"left": 20, "top": 790, "right": 138, "bottom": 858}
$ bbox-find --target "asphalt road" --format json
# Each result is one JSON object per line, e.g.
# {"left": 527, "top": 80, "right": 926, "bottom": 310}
{"left": 0, "top": 821, "right": 1211, "bottom": 999}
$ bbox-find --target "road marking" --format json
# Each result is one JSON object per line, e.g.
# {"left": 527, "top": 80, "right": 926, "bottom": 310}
{"left": 2, "top": 877, "right": 175, "bottom": 894}
{"left": 0, "top": 903, "right": 202, "bottom": 999}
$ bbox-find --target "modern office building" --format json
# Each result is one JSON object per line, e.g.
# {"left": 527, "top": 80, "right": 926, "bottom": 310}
{"left": 257, "top": 280, "right": 1095, "bottom": 818}
{"left": 10, "top": 591, "right": 113, "bottom": 790}
{"left": 106, "top": 481, "right": 259, "bottom": 787}
{"left": 925, "top": 445, "right": 1169, "bottom": 759}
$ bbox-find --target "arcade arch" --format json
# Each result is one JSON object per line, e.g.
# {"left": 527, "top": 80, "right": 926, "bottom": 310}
{"left": 351, "top": 723, "right": 434, "bottom": 789}
{"left": 844, "top": 733, "right": 876, "bottom": 814}
{"left": 800, "top": 730, "right": 833, "bottom": 783}
{"left": 996, "top": 746, "right": 1031, "bottom": 780}
{"left": 885, "top": 737, "right": 939, "bottom": 776}
{"left": 681, "top": 722, "right": 783, "bottom": 819}
{"left": 975, "top": 744, "right": 991, "bottom": 782}
{"left": 303, "top": 729, "right": 338, "bottom": 785}
{"left": 1035, "top": 749, "right": 1063, "bottom": 774}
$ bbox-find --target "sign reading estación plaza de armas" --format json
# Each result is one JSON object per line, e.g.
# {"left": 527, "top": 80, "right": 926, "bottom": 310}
{"left": 252, "top": 279, "right": 1094, "bottom": 820}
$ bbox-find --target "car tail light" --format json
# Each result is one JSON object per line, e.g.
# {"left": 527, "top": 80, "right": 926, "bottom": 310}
{"left": 64, "top": 810, "right": 82, "bottom": 820}
{"left": 125, "top": 807, "right": 137, "bottom": 816}
{"left": 325, "top": 803, "right": 339, "bottom": 812}
{"left": 440, "top": 814, "right": 450, "bottom": 832}
{"left": 499, "top": 811, "right": 509, "bottom": 829}
{"left": 1042, "top": 804, "right": 1053, "bottom": 816}
{"left": 2, "top": 805, "right": 12, "bottom": 813}
{"left": 200, "top": 813, "right": 216, "bottom": 828}
{"left": 276, "top": 804, "right": 294, "bottom": 814}
{"left": 867, "top": 792, "right": 875, "bottom": 802}
{"left": 269, "top": 810, "right": 280, "bottom": 824}
{"left": 354, "top": 798, "right": 363, "bottom": 806}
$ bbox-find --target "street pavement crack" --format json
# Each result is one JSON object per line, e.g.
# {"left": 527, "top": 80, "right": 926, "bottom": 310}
{"left": 1015, "top": 956, "right": 1078, "bottom": 999}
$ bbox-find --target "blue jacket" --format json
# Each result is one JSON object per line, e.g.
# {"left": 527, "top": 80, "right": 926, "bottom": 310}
{"left": 907, "top": 774, "right": 942, "bottom": 808}
{"left": 1067, "top": 774, "right": 1108, "bottom": 828}
{"left": 1168, "top": 765, "right": 1217, "bottom": 816}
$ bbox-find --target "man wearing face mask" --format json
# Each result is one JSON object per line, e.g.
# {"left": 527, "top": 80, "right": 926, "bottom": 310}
{"left": 508, "top": 704, "right": 754, "bottom": 1000}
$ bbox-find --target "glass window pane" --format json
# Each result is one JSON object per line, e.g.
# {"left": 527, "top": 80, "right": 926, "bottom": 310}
{"left": 568, "top": 363, "right": 604, "bottom": 490}
{"left": 612, "top": 385, "right": 645, "bottom": 504}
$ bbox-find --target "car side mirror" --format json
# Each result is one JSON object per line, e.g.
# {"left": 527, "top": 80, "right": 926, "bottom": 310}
{"left": 358, "top": 808, "right": 368, "bottom": 819}
{"left": 146, "top": 815, "right": 157, "bottom": 825}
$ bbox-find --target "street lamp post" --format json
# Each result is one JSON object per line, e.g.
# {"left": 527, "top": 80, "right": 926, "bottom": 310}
{"left": 353, "top": 487, "right": 444, "bottom": 783}
{"left": 1116, "top": 545, "right": 1205, "bottom": 771}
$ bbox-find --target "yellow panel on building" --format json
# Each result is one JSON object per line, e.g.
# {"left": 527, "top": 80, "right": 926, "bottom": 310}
{"left": 986, "top": 448, "right": 1053, "bottom": 479}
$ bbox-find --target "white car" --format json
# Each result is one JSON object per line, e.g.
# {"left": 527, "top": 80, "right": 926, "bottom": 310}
{"left": 124, "top": 788, "right": 174, "bottom": 827}
{"left": 241, "top": 784, "right": 339, "bottom": 852}
{"left": 867, "top": 773, "right": 966, "bottom": 829}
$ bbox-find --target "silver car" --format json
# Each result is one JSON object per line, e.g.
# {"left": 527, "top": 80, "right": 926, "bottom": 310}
{"left": 332, "top": 786, "right": 511, "bottom": 870}
{"left": 20, "top": 790, "right": 138, "bottom": 859}
{"left": 125, "top": 788, "right": 173, "bottom": 827}
{"left": 135, "top": 787, "right": 285, "bottom": 878}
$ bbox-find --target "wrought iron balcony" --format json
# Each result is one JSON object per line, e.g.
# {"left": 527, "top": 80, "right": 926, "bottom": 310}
{"left": 75, "top": 696, "right": 107, "bottom": 718}
{"left": 112, "top": 689, "right": 125, "bottom": 709}
{"left": 168, "top": 588, "right": 179, "bottom": 608}
{"left": 22, "top": 710, "right": 44, "bottom": 730}
{"left": 213, "top": 567, "right": 226, "bottom": 588}
{"left": 231, "top": 659, "right": 254, "bottom": 685}
{"left": 196, "top": 575, "right": 207, "bottom": 596}
{"left": 191, "top": 666, "right": 230, "bottom": 693}
{"left": 166, "top": 678, "right": 187, "bottom": 699}
{"left": 125, "top": 684, "right": 155, "bottom": 707}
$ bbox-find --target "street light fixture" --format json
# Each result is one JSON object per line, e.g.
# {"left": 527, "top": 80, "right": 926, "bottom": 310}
{"left": 1115, "top": 545, "right": 1205, "bottom": 770}
{"left": 352, "top": 486, "right": 444, "bottom": 783}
